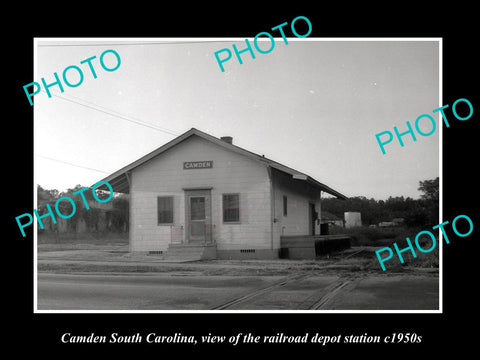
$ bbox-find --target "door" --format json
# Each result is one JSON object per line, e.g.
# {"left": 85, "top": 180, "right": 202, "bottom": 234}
{"left": 190, "top": 196, "right": 206, "bottom": 241}
{"left": 185, "top": 190, "right": 212, "bottom": 243}
{"left": 309, "top": 203, "right": 317, "bottom": 236}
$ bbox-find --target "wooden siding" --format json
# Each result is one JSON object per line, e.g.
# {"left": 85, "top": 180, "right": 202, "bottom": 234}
{"left": 129, "top": 135, "right": 272, "bottom": 252}
{"left": 271, "top": 168, "right": 321, "bottom": 249}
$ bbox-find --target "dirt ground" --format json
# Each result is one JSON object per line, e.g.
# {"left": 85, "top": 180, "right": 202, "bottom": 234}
{"left": 37, "top": 242, "right": 439, "bottom": 276}
{"left": 36, "top": 243, "right": 439, "bottom": 311}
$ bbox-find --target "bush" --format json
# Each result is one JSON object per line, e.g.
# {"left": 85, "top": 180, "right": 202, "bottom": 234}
{"left": 329, "top": 225, "right": 422, "bottom": 247}
{"left": 38, "top": 231, "right": 128, "bottom": 244}
{"left": 367, "top": 245, "right": 439, "bottom": 271}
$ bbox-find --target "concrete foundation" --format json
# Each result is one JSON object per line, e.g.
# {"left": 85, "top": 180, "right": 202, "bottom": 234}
{"left": 165, "top": 243, "right": 217, "bottom": 261}
{"left": 216, "top": 249, "right": 279, "bottom": 260}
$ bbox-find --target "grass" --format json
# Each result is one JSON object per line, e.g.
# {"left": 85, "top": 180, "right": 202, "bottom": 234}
{"left": 37, "top": 228, "right": 438, "bottom": 274}
{"left": 329, "top": 225, "right": 422, "bottom": 246}
{"left": 38, "top": 231, "right": 128, "bottom": 245}
{"left": 366, "top": 247, "right": 439, "bottom": 272}
{"left": 329, "top": 225, "right": 439, "bottom": 271}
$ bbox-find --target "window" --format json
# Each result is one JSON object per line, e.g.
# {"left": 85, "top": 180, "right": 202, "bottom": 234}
{"left": 283, "top": 195, "right": 288, "bottom": 216}
{"left": 157, "top": 196, "right": 173, "bottom": 224}
{"left": 223, "top": 194, "right": 240, "bottom": 223}
{"left": 190, "top": 197, "right": 205, "bottom": 220}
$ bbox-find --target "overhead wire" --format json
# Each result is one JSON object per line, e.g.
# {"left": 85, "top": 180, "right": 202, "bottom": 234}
{"left": 34, "top": 54, "right": 183, "bottom": 177}
{"left": 37, "top": 40, "right": 233, "bottom": 47}
{"left": 35, "top": 92, "right": 180, "bottom": 174}
{"left": 37, "top": 155, "right": 111, "bottom": 174}
{"left": 39, "top": 90, "right": 181, "bottom": 136}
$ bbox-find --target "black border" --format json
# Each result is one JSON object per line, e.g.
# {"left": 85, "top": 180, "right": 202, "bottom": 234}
{"left": 7, "top": 5, "right": 479, "bottom": 355}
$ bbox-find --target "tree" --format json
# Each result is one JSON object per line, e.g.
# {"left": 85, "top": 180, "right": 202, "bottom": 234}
{"left": 37, "top": 184, "right": 59, "bottom": 202}
{"left": 109, "top": 195, "right": 129, "bottom": 232}
{"left": 322, "top": 178, "right": 440, "bottom": 228}
{"left": 417, "top": 177, "right": 439, "bottom": 225}
{"left": 418, "top": 177, "right": 439, "bottom": 202}
{"left": 37, "top": 184, "right": 60, "bottom": 211}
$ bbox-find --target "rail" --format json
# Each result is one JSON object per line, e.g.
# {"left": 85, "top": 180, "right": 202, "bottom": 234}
{"left": 170, "top": 224, "right": 216, "bottom": 244}
{"left": 170, "top": 225, "right": 184, "bottom": 244}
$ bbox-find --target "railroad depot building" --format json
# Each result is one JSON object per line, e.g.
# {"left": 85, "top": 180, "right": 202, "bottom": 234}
{"left": 100, "top": 128, "right": 348, "bottom": 260}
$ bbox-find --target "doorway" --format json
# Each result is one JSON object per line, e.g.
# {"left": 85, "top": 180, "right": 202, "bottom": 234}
{"left": 309, "top": 202, "right": 317, "bottom": 236}
{"left": 185, "top": 189, "right": 212, "bottom": 243}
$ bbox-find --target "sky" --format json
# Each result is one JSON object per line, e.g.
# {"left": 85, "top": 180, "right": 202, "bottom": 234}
{"left": 34, "top": 38, "right": 440, "bottom": 200}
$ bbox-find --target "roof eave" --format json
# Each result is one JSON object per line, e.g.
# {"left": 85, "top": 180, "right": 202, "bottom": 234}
{"left": 94, "top": 128, "right": 349, "bottom": 199}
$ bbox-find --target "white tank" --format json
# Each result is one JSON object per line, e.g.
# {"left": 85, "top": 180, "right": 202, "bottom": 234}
{"left": 344, "top": 212, "right": 362, "bottom": 228}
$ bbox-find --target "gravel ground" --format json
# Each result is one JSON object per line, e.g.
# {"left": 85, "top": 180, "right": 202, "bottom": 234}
{"left": 37, "top": 243, "right": 438, "bottom": 276}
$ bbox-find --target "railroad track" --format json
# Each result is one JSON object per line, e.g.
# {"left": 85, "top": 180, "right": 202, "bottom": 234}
{"left": 210, "top": 272, "right": 312, "bottom": 310}
{"left": 210, "top": 251, "right": 370, "bottom": 310}
{"left": 341, "top": 249, "right": 370, "bottom": 259}
{"left": 211, "top": 272, "right": 360, "bottom": 310}
{"left": 305, "top": 279, "right": 353, "bottom": 310}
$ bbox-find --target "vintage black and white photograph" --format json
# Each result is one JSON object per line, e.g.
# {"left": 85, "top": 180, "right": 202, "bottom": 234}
{"left": 33, "top": 38, "right": 441, "bottom": 312}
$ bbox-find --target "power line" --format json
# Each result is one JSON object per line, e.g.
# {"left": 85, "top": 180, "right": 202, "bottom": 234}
{"left": 37, "top": 155, "right": 111, "bottom": 174}
{"left": 42, "top": 91, "right": 180, "bottom": 136}
{"left": 36, "top": 92, "right": 181, "bottom": 175}
{"left": 37, "top": 40, "right": 232, "bottom": 47}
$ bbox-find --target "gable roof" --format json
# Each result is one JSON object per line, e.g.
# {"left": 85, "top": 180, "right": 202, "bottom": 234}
{"left": 98, "top": 128, "right": 348, "bottom": 199}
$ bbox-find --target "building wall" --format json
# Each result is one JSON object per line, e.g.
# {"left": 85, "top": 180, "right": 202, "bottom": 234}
{"left": 270, "top": 169, "right": 321, "bottom": 249}
{"left": 129, "top": 136, "right": 272, "bottom": 253}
